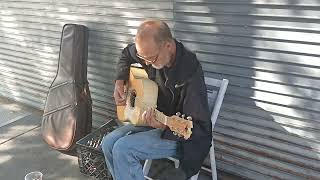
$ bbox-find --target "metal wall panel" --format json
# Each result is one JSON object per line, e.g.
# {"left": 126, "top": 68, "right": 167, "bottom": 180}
{"left": 173, "top": 0, "right": 320, "bottom": 179}
{"left": 0, "top": 0, "right": 173, "bottom": 127}
{"left": 1, "top": 0, "right": 320, "bottom": 179}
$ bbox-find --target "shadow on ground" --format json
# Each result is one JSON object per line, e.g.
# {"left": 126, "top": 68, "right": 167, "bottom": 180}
{"left": 0, "top": 118, "right": 92, "bottom": 180}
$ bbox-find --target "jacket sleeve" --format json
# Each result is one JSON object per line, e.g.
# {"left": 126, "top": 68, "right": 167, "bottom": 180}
{"left": 162, "top": 65, "right": 212, "bottom": 142}
{"left": 182, "top": 66, "right": 212, "bottom": 141}
{"left": 115, "top": 44, "right": 137, "bottom": 81}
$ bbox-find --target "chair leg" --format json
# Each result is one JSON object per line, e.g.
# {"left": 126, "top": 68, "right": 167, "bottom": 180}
{"left": 174, "top": 161, "right": 180, "bottom": 169}
{"left": 189, "top": 172, "right": 200, "bottom": 180}
{"left": 210, "top": 142, "right": 217, "bottom": 180}
{"left": 167, "top": 157, "right": 180, "bottom": 168}
{"left": 143, "top": 159, "right": 153, "bottom": 176}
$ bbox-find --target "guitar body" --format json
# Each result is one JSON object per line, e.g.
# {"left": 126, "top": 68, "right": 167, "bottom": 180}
{"left": 117, "top": 67, "right": 193, "bottom": 139}
{"left": 117, "top": 67, "right": 158, "bottom": 126}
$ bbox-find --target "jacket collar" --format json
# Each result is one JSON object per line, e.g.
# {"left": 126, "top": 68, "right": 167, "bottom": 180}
{"left": 164, "top": 39, "right": 199, "bottom": 89}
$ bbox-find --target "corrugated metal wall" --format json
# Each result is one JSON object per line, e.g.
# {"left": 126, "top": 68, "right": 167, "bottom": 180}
{"left": 0, "top": 0, "right": 173, "bottom": 127}
{"left": 173, "top": 0, "right": 320, "bottom": 179}
{"left": 1, "top": 0, "right": 320, "bottom": 179}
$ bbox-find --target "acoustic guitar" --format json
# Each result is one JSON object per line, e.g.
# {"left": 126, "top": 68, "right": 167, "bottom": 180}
{"left": 116, "top": 67, "right": 193, "bottom": 140}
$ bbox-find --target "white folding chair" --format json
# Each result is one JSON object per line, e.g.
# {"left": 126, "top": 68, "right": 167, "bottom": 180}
{"left": 143, "top": 77, "right": 229, "bottom": 180}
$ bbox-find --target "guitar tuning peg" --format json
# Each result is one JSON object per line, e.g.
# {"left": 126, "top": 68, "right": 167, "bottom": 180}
{"left": 181, "top": 114, "right": 186, "bottom": 119}
{"left": 176, "top": 112, "right": 181, "bottom": 116}
{"left": 187, "top": 116, "right": 192, "bottom": 121}
{"left": 173, "top": 132, "right": 177, "bottom": 136}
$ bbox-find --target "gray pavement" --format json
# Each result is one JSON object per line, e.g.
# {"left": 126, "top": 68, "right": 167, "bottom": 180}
{"left": 0, "top": 96, "right": 244, "bottom": 180}
{"left": 0, "top": 125, "right": 92, "bottom": 180}
{"left": 0, "top": 96, "right": 93, "bottom": 180}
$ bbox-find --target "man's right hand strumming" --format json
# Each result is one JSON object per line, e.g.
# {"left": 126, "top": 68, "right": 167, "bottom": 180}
{"left": 114, "top": 80, "right": 126, "bottom": 106}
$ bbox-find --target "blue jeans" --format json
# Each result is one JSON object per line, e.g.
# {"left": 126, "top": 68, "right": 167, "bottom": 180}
{"left": 101, "top": 124, "right": 178, "bottom": 180}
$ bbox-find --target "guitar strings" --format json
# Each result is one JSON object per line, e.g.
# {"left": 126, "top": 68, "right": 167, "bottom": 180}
{"left": 125, "top": 91, "right": 166, "bottom": 124}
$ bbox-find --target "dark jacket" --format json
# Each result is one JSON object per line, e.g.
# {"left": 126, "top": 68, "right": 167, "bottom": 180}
{"left": 115, "top": 39, "right": 212, "bottom": 178}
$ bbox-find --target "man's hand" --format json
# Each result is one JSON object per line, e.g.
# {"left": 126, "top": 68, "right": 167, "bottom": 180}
{"left": 114, "top": 80, "right": 126, "bottom": 106}
{"left": 142, "top": 107, "right": 166, "bottom": 129}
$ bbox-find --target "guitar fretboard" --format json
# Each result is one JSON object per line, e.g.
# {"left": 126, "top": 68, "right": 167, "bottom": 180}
{"left": 132, "top": 96, "right": 192, "bottom": 140}
{"left": 139, "top": 105, "right": 169, "bottom": 125}
{"left": 154, "top": 109, "right": 169, "bottom": 125}
{"left": 133, "top": 95, "right": 169, "bottom": 125}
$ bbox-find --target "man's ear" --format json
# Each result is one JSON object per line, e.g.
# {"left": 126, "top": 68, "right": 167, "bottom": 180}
{"left": 165, "top": 41, "right": 172, "bottom": 49}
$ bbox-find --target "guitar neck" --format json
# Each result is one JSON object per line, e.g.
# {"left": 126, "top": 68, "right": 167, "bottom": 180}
{"left": 154, "top": 109, "right": 170, "bottom": 126}
{"left": 140, "top": 106, "right": 170, "bottom": 125}
{"left": 137, "top": 101, "right": 171, "bottom": 126}
{"left": 139, "top": 106, "right": 192, "bottom": 140}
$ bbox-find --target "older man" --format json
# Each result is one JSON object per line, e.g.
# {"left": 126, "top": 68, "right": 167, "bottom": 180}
{"left": 101, "top": 20, "right": 211, "bottom": 180}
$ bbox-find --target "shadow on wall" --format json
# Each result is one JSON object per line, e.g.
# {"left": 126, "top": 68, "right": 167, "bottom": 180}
{"left": 0, "top": 0, "right": 173, "bottom": 124}
{"left": 173, "top": 0, "right": 320, "bottom": 179}
{"left": 0, "top": 8, "right": 57, "bottom": 108}
{"left": 80, "top": 1, "right": 174, "bottom": 125}
{"left": 0, "top": 0, "right": 320, "bottom": 179}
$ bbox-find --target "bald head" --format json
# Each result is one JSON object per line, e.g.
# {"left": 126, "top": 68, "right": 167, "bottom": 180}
{"left": 135, "top": 20, "right": 173, "bottom": 46}
{"left": 135, "top": 20, "right": 176, "bottom": 69}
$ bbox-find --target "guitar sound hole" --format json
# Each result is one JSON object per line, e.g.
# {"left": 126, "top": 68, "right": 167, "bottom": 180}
{"left": 130, "top": 91, "right": 136, "bottom": 108}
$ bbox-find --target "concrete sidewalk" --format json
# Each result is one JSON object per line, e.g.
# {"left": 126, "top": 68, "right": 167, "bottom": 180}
{"left": 0, "top": 97, "right": 92, "bottom": 180}
{"left": 0, "top": 126, "right": 93, "bottom": 180}
{"left": 0, "top": 97, "right": 244, "bottom": 180}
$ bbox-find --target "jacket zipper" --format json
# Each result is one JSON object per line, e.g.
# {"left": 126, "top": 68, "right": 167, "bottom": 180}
{"left": 164, "top": 70, "right": 175, "bottom": 104}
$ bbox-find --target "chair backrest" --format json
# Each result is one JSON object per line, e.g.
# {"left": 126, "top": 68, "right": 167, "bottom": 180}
{"left": 205, "top": 77, "right": 229, "bottom": 130}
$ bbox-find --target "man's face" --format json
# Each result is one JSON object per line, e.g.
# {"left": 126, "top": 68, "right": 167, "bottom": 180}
{"left": 135, "top": 38, "right": 169, "bottom": 69}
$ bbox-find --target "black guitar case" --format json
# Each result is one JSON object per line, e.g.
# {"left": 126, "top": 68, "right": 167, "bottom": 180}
{"left": 41, "top": 24, "right": 92, "bottom": 151}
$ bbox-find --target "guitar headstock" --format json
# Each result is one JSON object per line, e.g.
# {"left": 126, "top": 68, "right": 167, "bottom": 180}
{"left": 167, "top": 113, "right": 193, "bottom": 140}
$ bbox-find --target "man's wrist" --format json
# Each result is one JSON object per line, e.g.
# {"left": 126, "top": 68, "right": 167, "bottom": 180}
{"left": 159, "top": 124, "right": 167, "bottom": 129}
{"left": 115, "top": 80, "right": 125, "bottom": 85}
